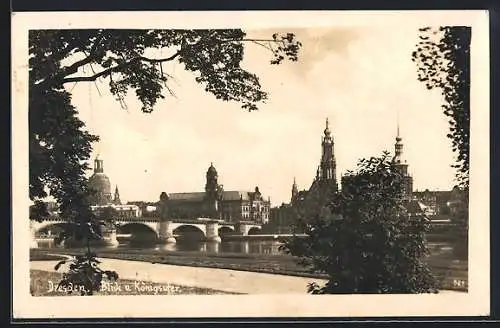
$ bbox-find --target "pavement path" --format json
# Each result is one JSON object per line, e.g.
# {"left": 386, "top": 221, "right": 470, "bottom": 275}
{"left": 30, "top": 256, "right": 464, "bottom": 295}
{"left": 30, "top": 257, "right": 327, "bottom": 294}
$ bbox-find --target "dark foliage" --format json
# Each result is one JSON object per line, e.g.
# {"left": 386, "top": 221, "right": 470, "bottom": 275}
{"left": 282, "top": 152, "right": 439, "bottom": 294}
{"left": 29, "top": 29, "right": 301, "bottom": 222}
{"left": 411, "top": 26, "right": 470, "bottom": 260}
{"left": 54, "top": 252, "right": 119, "bottom": 296}
{"left": 29, "top": 29, "right": 301, "bottom": 294}
{"left": 411, "top": 26, "right": 471, "bottom": 189}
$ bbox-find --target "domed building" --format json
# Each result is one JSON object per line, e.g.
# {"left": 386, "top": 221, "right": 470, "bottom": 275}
{"left": 157, "top": 162, "right": 271, "bottom": 223}
{"left": 88, "top": 157, "right": 113, "bottom": 206}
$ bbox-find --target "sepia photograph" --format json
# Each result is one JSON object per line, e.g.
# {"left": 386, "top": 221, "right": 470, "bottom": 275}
{"left": 12, "top": 10, "right": 490, "bottom": 318}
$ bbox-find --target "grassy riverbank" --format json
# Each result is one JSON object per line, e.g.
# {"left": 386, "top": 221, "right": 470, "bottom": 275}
{"left": 31, "top": 248, "right": 325, "bottom": 278}
{"left": 30, "top": 248, "right": 467, "bottom": 291}
{"left": 30, "top": 269, "right": 238, "bottom": 296}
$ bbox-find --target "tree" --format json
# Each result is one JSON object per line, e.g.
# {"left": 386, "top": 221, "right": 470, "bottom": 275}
{"left": 282, "top": 152, "right": 438, "bottom": 294}
{"left": 29, "top": 29, "right": 302, "bottom": 294}
{"left": 411, "top": 26, "right": 470, "bottom": 190}
{"left": 29, "top": 29, "right": 301, "bottom": 223}
{"left": 411, "top": 26, "right": 470, "bottom": 260}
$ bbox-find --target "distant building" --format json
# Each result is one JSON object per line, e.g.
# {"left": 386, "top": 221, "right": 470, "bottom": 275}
{"left": 87, "top": 156, "right": 140, "bottom": 218}
{"left": 268, "top": 203, "right": 297, "bottom": 234}
{"left": 291, "top": 118, "right": 339, "bottom": 214}
{"left": 91, "top": 204, "right": 142, "bottom": 219}
{"left": 268, "top": 118, "right": 433, "bottom": 233}
{"left": 157, "top": 163, "right": 271, "bottom": 224}
{"left": 340, "top": 122, "right": 414, "bottom": 200}
{"left": 268, "top": 118, "right": 339, "bottom": 231}
{"left": 126, "top": 201, "right": 158, "bottom": 217}
{"left": 413, "top": 186, "right": 464, "bottom": 216}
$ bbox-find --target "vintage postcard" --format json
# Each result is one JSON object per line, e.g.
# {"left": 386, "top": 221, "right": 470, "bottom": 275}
{"left": 12, "top": 10, "right": 490, "bottom": 319}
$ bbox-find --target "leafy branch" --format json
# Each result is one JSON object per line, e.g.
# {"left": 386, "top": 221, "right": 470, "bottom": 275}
{"left": 411, "top": 26, "right": 470, "bottom": 189}
{"left": 54, "top": 252, "right": 119, "bottom": 296}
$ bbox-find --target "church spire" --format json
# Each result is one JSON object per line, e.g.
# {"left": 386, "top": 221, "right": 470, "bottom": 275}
{"left": 318, "top": 117, "right": 337, "bottom": 190}
{"left": 291, "top": 177, "right": 298, "bottom": 200}
{"left": 391, "top": 116, "right": 413, "bottom": 200}
{"left": 114, "top": 185, "right": 121, "bottom": 205}
{"left": 396, "top": 109, "right": 402, "bottom": 141}
{"left": 393, "top": 113, "right": 404, "bottom": 164}
{"left": 323, "top": 117, "right": 331, "bottom": 138}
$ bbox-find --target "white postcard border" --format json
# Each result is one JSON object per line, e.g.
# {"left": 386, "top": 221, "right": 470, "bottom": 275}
{"left": 11, "top": 10, "right": 490, "bottom": 318}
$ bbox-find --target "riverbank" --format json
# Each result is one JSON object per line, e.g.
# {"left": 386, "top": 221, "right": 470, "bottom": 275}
{"left": 30, "top": 248, "right": 468, "bottom": 292}
{"left": 30, "top": 257, "right": 328, "bottom": 294}
{"left": 31, "top": 248, "right": 327, "bottom": 279}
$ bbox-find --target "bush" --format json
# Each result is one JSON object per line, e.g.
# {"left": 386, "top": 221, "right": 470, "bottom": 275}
{"left": 282, "top": 152, "right": 439, "bottom": 294}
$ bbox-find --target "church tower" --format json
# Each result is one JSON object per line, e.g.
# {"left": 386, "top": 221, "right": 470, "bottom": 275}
{"left": 205, "top": 162, "right": 219, "bottom": 196}
{"left": 113, "top": 185, "right": 121, "bottom": 205}
{"left": 317, "top": 118, "right": 338, "bottom": 191}
{"left": 392, "top": 121, "right": 413, "bottom": 200}
{"left": 291, "top": 177, "right": 298, "bottom": 201}
{"left": 205, "top": 162, "right": 221, "bottom": 216}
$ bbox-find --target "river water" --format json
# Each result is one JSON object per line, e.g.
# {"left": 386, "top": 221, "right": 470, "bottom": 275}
{"left": 36, "top": 238, "right": 285, "bottom": 255}
{"left": 35, "top": 237, "right": 455, "bottom": 258}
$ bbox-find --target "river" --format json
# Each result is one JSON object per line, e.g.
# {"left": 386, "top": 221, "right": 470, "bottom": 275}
{"left": 35, "top": 238, "right": 285, "bottom": 255}
{"left": 35, "top": 237, "right": 457, "bottom": 258}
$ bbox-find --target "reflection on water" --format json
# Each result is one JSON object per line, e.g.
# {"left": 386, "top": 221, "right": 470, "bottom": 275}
{"left": 163, "top": 240, "right": 283, "bottom": 255}
{"left": 36, "top": 238, "right": 285, "bottom": 255}
{"left": 35, "top": 238, "right": 454, "bottom": 257}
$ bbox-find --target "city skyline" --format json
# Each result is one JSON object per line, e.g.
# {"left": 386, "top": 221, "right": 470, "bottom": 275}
{"left": 66, "top": 26, "right": 457, "bottom": 207}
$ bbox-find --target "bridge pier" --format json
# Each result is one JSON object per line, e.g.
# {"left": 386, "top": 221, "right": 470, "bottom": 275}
{"left": 205, "top": 221, "right": 221, "bottom": 243}
{"left": 238, "top": 223, "right": 251, "bottom": 236}
{"left": 102, "top": 229, "right": 119, "bottom": 247}
{"left": 158, "top": 221, "right": 176, "bottom": 244}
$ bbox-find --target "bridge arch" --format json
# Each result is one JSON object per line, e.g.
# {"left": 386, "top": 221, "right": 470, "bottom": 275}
{"left": 116, "top": 222, "right": 159, "bottom": 244}
{"left": 33, "top": 222, "right": 74, "bottom": 237}
{"left": 248, "top": 227, "right": 262, "bottom": 235}
{"left": 218, "top": 225, "right": 235, "bottom": 237}
{"left": 173, "top": 224, "right": 206, "bottom": 242}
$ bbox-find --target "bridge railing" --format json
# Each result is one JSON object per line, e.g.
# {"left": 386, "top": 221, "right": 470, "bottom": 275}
{"left": 34, "top": 216, "right": 264, "bottom": 227}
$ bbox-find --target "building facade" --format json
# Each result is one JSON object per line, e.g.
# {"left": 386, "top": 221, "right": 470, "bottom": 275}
{"left": 157, "top": 163, "right": 271, "bottom": 224}
{"left": 413, "top": 186, "right": 465, "bottom": 217}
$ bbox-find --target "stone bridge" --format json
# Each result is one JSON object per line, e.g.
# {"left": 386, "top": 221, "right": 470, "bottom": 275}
{"left": 30, "top": 216, "right": 262, "bottom": 248}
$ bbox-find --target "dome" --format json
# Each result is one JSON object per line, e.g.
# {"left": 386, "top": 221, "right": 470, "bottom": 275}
{"left": 89, "top": 173, "right": 111, "bottom": 194}
{"left": 88, "top": 173, "right": 112, "bottom": 204}
{"left": 88, "top": 158, "right": 112, "bottom": 205}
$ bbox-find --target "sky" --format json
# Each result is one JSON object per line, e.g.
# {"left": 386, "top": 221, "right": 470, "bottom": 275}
{"left": 68, "top": 26, "right": 456, "bottom": 207}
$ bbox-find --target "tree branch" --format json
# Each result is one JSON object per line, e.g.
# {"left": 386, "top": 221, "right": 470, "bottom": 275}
{"left": 54, "top": 35, "right": 106, "bottom": 82}
{"left": 250, "top": 40, "right": 274, "bottom": 51}
{"left": 58, "top": 36, "right": 291, "bottom": 85}
{"left": 61, "top": 51, "right": 181, "bottom": 84}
